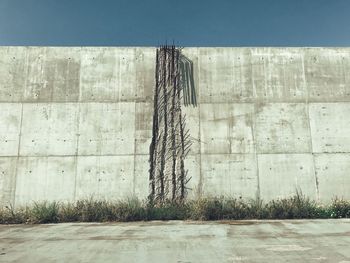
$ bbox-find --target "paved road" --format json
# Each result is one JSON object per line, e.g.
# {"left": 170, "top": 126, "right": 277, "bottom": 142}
{"left": 0, "top": 220, "right": 349, "bottom": 263}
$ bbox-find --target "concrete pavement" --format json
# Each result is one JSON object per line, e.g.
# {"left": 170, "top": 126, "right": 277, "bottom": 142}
{"left": 0, "top": 219, "right": 349, "bottom": 262}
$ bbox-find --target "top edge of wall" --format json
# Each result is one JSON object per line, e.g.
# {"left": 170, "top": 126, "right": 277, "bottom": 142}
{"left": 1, "top": 46, "right": 350, "bottom": 49}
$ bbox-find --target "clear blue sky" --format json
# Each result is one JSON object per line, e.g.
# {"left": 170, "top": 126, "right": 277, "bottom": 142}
{"left": 0, "top": 0, "right": 350, "bottom": 46}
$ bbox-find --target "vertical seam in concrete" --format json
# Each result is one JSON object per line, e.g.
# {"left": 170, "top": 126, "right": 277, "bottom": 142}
{"left": 12, "top": 103, "right": 24, "bottom": 208}
{"left": 132, "top": 48, "right": 137, "bottom": 197}
{"left": 78, "top": 47, "right": 83, "bottom": 103}
{"left": 74, "top": 48, "right": 84, "bottom": 200}
{"left": 133, "top": 102, "right": 137, "bottom": 196}
{"left": 73, "top": 57, "right": 83, "bottom": 201}
{"left": 302, "top": 54, "right": 319, "bottom": 201}
{"left": 47, "top": 50, "right": 54, "bottom": 103}
{"left": 64, "top": 53, "right": 70, "bottom": 102}
{"left": 73, "top": 103, "right": 81, "bottom": 202}
{"left": 12, "top": 47, "right": 30, "bottom": 207}
{"left": 250, "top": 48, "right": 261, "bottom": 201}
{"left": 118, "top": 50, "right": 122, "bottom": 102}
{"left": 306, "top": 104, "right": 319, "bottom": 201}
{"left": 22, "top": 48, "right": 29, "bottom": 101}
{"left": 251, "top": 48, "right": 257, "bottom": 99}
{"left": 73, "top": 48, "right": 82, "bottom": 199}
{"left": 251, "top": 103, "right": 260, "bottom": 200}
{"left": 197, "top": 49, "right": 203, "bottom": 197}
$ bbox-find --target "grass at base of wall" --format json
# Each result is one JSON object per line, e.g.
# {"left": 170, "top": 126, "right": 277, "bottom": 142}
{"left": 1, "top": 194, "right": 350, "bottom": 224}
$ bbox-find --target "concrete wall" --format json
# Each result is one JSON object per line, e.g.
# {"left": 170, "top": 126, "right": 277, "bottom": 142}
{"left": 0, "top": 47, "right": 350, "bottom": 206}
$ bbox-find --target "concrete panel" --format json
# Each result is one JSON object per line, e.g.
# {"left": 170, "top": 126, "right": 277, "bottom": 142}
{"left": 80, "top": 48, "right": 119, "bottom": 101}
{"left": 251, "top": 48, "right": 307, "bottom": 102}
{"left": 0, "top": 157, "right": 17, "bottom": 206}
{"left": 134, "top": 155, "right": 149, "bottom": 200}
{"left": 258, "top": 154, "right": 317, "bottom": 201}
{"left": 23, "top": 47, "right": 51, "bottom": 101}
{"left": 199, "top": 48, "right": 253, "bottom": 103}
{"left": 135, "top": 102, "right": 152, "bottom": 155}
{"left": 45, "top": 48, "right": 81, "bottom": 102}
{"left": 117, "top": 48, "right": 137, "bottom": 101}
{"left": 20, "top": 103, "right": 79, "bottom": 156}
{"left": 200, "top": 104, "right": 255, "bottom": 154}
{"left": 78, "top": 103, "right": 135, "bottom": 155}
{"left": 305, "top": 48, "right": 350, "bottom": 102}
{"left": 81, "top": 47, "right": 154, "bottom": 102}
{"left": 183, "top": 105, "right": 200, "bottom": 155}
{"left": 0, "top": 47, "right": 26, "bottom": 101}
{"left": 314, "top": 154, "right": 350, "bottom": 202}
{"left": 23, "top": 47, "right": 81, "bottom": 102}
{"left": 309, "top": 103, "right": 350, "bottom": 153}
{"left": 135, "top": 48, "right": 155, "bottom": 102}
{"left": 23, "top": 47, "right": 52, "bottom": 102}
{"left": 201, "top": 154, "right": 258, "bottom": 199}
{"left": 75, "top": 155, "right": 134, "bottom": 200}
{"left": 255, "top": 103, "right": 311, "bottom": 153}
{"left": 15, "top": 157, "right": 76, "bottom": 206}
{"left": 184, "top": 155, "right": 201, "bottom": 198}
{"left": 0, "top": 103, "right": 22, "bottom": 156}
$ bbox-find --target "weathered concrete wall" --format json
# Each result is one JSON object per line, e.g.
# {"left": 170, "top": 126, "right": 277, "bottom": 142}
{"left": 0, "top": 47, "right": 349, "bottom": 206}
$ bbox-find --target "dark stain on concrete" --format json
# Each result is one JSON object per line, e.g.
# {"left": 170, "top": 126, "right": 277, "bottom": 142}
{"left": 218, "top": 220, "right": 257, "bottom": 225}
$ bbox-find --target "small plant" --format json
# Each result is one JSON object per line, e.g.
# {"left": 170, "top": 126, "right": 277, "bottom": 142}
{"left": 0, "top": 204, "right": 29, "bottom": 224}
{"left": 188, "top": 197, "right": 224, "bottom": 220}
{"left": 113, "top": 197, "right": 146, "bottom": 221}
{"left": 265, "top": 192, "right": 318, "bottom": 219}
{"left": 59, "top": 203, "right": 79, "bottom": 222}
{"left": 329, "top": 198, "right": 350, "bottom": 218}
{"left": 30, "top": 201, "right": 59, "bottom": 223}
{"left": 146, "top": 200, "right": 188, "bottom": 220}
{"left": 76, "top": 199, "right": 114, "bottom": 222}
